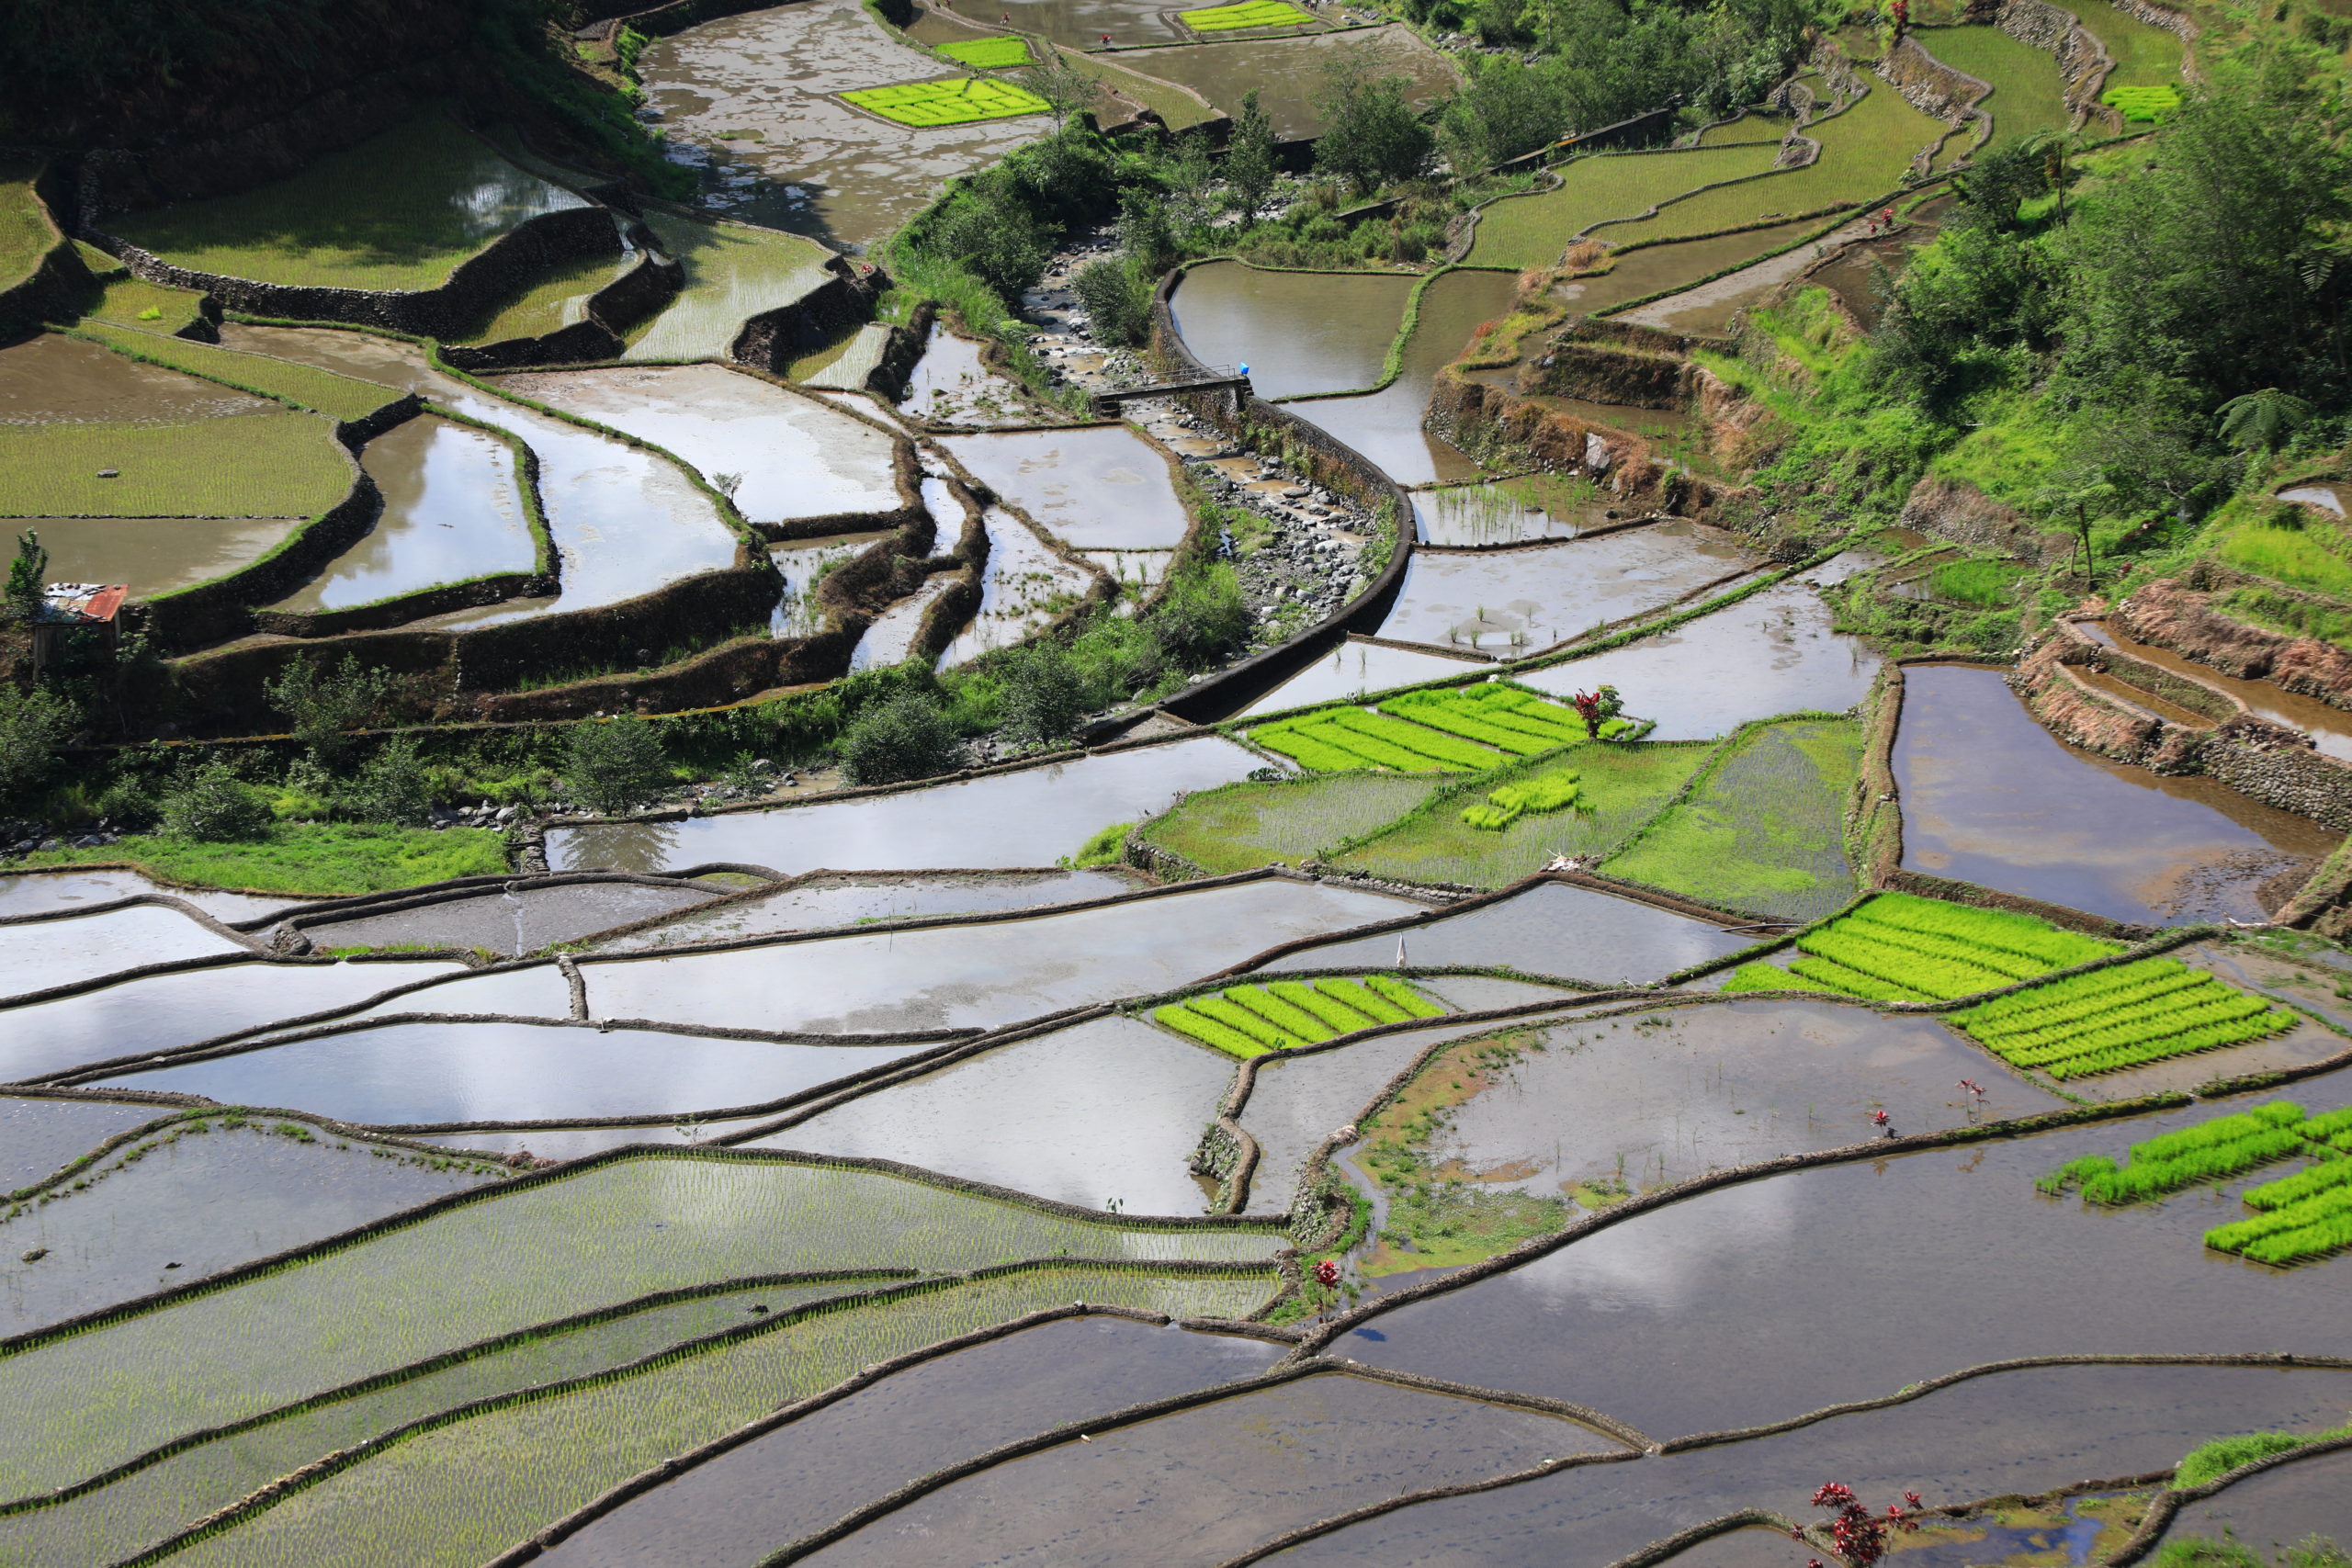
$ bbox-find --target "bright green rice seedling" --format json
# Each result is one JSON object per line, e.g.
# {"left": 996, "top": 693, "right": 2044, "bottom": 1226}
{"left": 1463, "top": 769, "right": 1580, "bottom": 830}
{"left": 2036, "top": 1155, "right": 2118, "bottom": 1196}
{"left": 2104, "top": 84, "right": 2181, "bottom": 121}
{"left": 1738, "top": 892, "right": 2123, "bottom": 1003}
{"left": 1721, "top": 960, "right": 1830, "bottom": 994}
{"left": 1179, "top": 0, "right": 1313, "bottom": 28}
{"left": 1382, "top": 685, "right": 1586, "bottom": 755}
{"left": 2206, "top": 1183, "right": 2352, "bottom": 1266}
{"left": 1953, "top": 957, "right": 2291, "bottom": 1078}
{"left": 2061, "top": 1104, "right": 2307, "bottom": 1204}
{"left": 2173, "top": 1422, "right": 2352, "bottom": 1487}
{"left": 1320, "top": 709, "right": 1505, "bottom": 770}
{"left": 842, "top": 77, "right": 1051, "bottom": 126}
{"left": 1151, "top": 976, "right": 1445, "bottom": 1056}
{"left": 1250, "top": 708, "right": 1501, "bottom": 774}
{"left": 935, "top": 34, "right": 1032, "bottom": 67}
{"left": 2298, "top": 1106, "right": 2352, "bottom": 1149}
{"left": 2243, "top": 1156, "right": 2352, "bottom": 1213}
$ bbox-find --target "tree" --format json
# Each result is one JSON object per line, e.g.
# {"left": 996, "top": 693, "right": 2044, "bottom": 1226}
{"left": 1793, "top": 1483, "right": 1921, "bottom": 1567}
{"left": 266, "top": 654, "right": 391, "bottom": 766}
{"left": 1074, "top": 255, "right": 1153, "bottom": 345}
{"left": 1437, "top": 53, "right": 1571, "bottom": 174}
{"left": 6, "top": 530, "right": 46, "bottom": 625}
{"left": 0, "top": 686, "right": 77, "bottom": 803}
{"left": 562, "top": 716, "right": 671, "bottom": 815}
{"left": 340, "top": 734, "right": 434, "bottom": 825}
{"left": 840, "top": 690, "right": 964, "bottom": 784}
{"left": 1225, "top": 89, "right": 1280, "bottom": 221}
{"left": 1313, "top": 62, "right": 1434, "bottom": 196}
{"left": 2216, "top": 387, "right": 2315, "bottom": 452}
{"left": 1012, "top": 56, "right": 1098, "bottom": 128}
{"left": 160, "top": 761, "right": 271, "bottom": 842}
{"left": 997, "top": 641, "right": 1090, "bottom": 746}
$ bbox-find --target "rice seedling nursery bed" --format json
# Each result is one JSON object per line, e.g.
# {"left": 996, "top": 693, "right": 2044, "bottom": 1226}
{"left": 1723, "top": 889, "right": 2120, "bottom": 1001}
{"left": 1951, "top": 956, "right": 2294, "bottom": 1079}
{"left": 2042, "top": 1103, "right": 2352, "bottom": 1266}
{"left": 1178, "top": 0, "right": 1316, "bottom": 29}
{"left": 841, "top": 77, "right": 1053, "bottom": 126}
{"left": 934, "top": 35, "right": 1033, "bottom": 67}
{"left": 1152, "top": 973, "right": 1446, "bottom": 1055}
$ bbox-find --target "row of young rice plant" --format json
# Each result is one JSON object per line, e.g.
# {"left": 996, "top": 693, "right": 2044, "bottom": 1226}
{"left": 1463, "top": 769, "right": 1579, "bottom": 830}
{"left": 1249, "top": 707, "right": 1508, "bottom": 773}
{"left": 1722, "top": 891, "right": 2121, "bottom": 1001}
{"left": 1152, "top": 975, "right": 1446, "bottom": 1057}
{"left": 0, "top": 1279, "right": 879, "bottom": 1568}
{"left": 2206, "top": 1105, "right": 2352, "bottom": 1267}
{"left": 1377, "top": 684, "right": 1594, "bottom": 756}
{"left": 145, "top": 1268, "right": 1276, "bottom": 1568}
{"left": 2037, "top": 1101, "right": 2309, "bottom": 1204}
{"left": 1951, "top": 957, "right": 2291, "bottom": 1078}
{"left": 0, "top": 1156, "right": 1282, "bottom": 1498}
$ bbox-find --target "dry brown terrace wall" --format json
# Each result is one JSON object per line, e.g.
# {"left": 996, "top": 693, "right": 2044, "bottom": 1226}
{"left": 1426, "top": 370, "right": 1727, "bottom": 521}
{"left": 1897, "top": 473, "right": 2071, "bottom": 563}
{"left": 2118, "top": 577, "right": 2352, "bottom": 712}
{"left": 1514, "top": 321, "right": 1699, "bottom": 410}
{"left": 85, "top": 204, "right": 624, "bottom": 342}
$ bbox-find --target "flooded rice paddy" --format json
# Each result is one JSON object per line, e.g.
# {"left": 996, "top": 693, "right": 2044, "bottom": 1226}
{"left": 1168, "top": 261, "right": 1415, "bottom": 399}
{"left": 625, "top": 210, "right": 840, "bottom": 361}
{"left": 97, "top": 1022, "right": 936, "bottom": 1127}
{"left": 937, "top": 506, "right": 1102, "bottom": 666}
{"left": 940, "top": 424, "right": 1193, "bottom": 548}
{"left": 1412, "top": 476, "right": 1600, "bottom": 547}
{"left": 1239, "top": 636, "right": 1490, "bottom": 716}
{"left": 1376, "top": 522, "right": 1758, "bottom": 652}
{"left": 572, "top": 877, "right": 1419, "bottom": 1034}
{"left": 0, "top": 903, "right": 253, "bottom": 1000}
{"left": 1, "top": 1096, "right": 168, "bottom": 1188}
{"left": 1894, "top": 664, "right": 2342, "bottom": 924}
{"left": 1112, "top": 26, "right": 1458, "bottom": 140}
{"left": 548, "top": 736, "right": 1270, "bottom": 873}
{"left": 269, "top": 414, "right": 538, "bottom": 613}
{"left": 586, "top": 868, "right": 1139, "bottom": 950}
{"left": 2159, "top": 1442, "right": 2352, "bottom": 1555}
{"left": 2082, "top": 617, "right": 2352, "bottom": 763}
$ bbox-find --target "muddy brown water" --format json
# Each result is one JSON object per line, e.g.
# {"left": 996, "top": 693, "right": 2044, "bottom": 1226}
{"left": 0, "top": 1122, "right": 497, "bottom": 1334}
{"left": 1375, "top": 521, "right": 1758, "bottom": 653}
{"left": 639, "top": 0, "right": 1052, "bottom": 250}
{"left": 1114, "top": 25, "right": 1458, "bottom": 139}
{"left": 1239, "top": 637, "right": 1489, "bottom": 716}
{"left": 492, "top": 364, "right": 903, "bottom": 528}
{"left": 216, "top": 327, "right": 741, "bottom": 623}
{"left": 798, "top": 1368, "right": 1617, "bottom": 1568}
{"left": 96, "top": 1021, "right": 936, "bottom": 1127}
{"left": 2158, "top": 1443, "right": 2352, "bottom": 1556}
{"left": 294, "top": 881, "right": 718, "bottom": 959}
{"left": 27, "top": 515, "right": 309, "bottom": 599}
{"left": 1259, "top": 880, "right": 1758, "bottom": 986}
{"left": 1285, "top": 268, "right": 1519, "bottom": 488}
{"left": 1, "top": 1097, "right": 169, "bottom": 1190}
{"left": 571, "top": 878, "right": 1419, "bottom": 1035}
{"left": 0, "top": 958, "right": 468, "bottom": 1083}
{"left": 1267, "top": 1363, "right": 2352, "bottom": 1567}
{"left": 940, "top": 425, "right": 1193, "bottom": 549}
{"left": 1169, "top": 262, "right": 1415, "bottom": 400}
{"left": 2082, "top": 618, "right": 2352, "bottom": 764}
{"left": 585, "top": 869, "right": 1144, "bottom": 951}
{"left": 269, "top": 414, "right": 537, "bottom": 614}
{"left": 741, "top": 1014, "right": 1236, "bottom": 1213}
{"left": 1336, "top": 1084, "right": 2352, "bottom": 1441}
{"left": 1520, "top": 579, "right": 1881, "bottom": 741}
{"left": 532, "top": 1316, "right": 1287, "bottom": 1568}
{"left": 0, "top": 333, "right": 272, "bottom": 426}
{"left": 1894, "top": 664, "right": 2343, "bottom": 925}
{"left": 550, "top": 737, "right": 1269, "bottom": 874}
{"left": 1411, "top": 999, "right": 2065, "bottom": 1202}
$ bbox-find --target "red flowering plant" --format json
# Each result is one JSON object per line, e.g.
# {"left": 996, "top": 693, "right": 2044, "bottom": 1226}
{"left": 1793, "top": 1482, "right": 1923, "bottom": 1566}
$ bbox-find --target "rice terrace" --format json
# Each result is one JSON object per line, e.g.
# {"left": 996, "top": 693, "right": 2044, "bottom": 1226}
{"left": 7, "top": 0, "right": 2352, "bottom": 1559}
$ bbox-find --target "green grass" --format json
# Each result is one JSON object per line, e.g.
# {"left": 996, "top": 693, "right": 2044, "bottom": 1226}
{"left": 1729, "top": 891, "right": 2121, "bottom": 1000}
{"left": 2054, "top": 0, "right": 2184, "bottom": 91}
{"left": 72, "top": 321, "right": 405, "bottom": 423}
{"left": 1594, "top": 84, "right": 1950, "bottom": 246}
{"left": 1179, "top": 0, "right": 1315, "bottom": 28}
{"left": 1153, "top": 974, "right": 1445, "bottom": 1055}
{"left": 935, "top": 34, "right": 1032, "bottom": 67}
{"left": 1914, "top": 26, "right": 2073, "bottom": 151}
{"left": 841, "top": 77, "right": 1051, "bottom": 126}
{"left": 2104, "top": 84, "right": 2181, "bottom": 122}
{"left": 1, "top": 155, "right": 57, "bottom": 291}
{"left": 1336, "top": 739, "right": 1717, "bottom": 888}
{"left": 136, "top": 1269, "right": 1272, "bottom": 1568}
{"left": 20, "top": 823, "right": 511, "bottom": 896}
{"left": 1952, "top": 957, "right": 2292, "bottom": 1079}
{"left": 2174, "top": 1422, "right": 2352, "bottom": 1488}
{"left": 84, "top": 275, "right": 209, "bottom": 333}
{"left": 1467, "top": 145, "right": 1785, "bottom": 267}
{"left": 0, "top": 1154, "right": 1281, "bottom": 1498}
{"left": 0, "top": 412, "right": 350, "bottom": 517}
{"left": 1603, "top": 718, "right": 1862, "bottom": 923}
{"left": 456, "top": 251, "right": 630, "bottom": 346}
{"left": 1051, "top": 46, "right": 1217, "bottom": 131}
{"left": 2215, "top": 514, "right": 2352, "bottom": 598}
{"left": 1926, "top": 557, "right": 2019, "bottom": 607}
{"left": 1137, "top": 772, "right": 1441, "bottom": 874}
{"left": 108, "top": 113, "right": 588, "bottom": 292}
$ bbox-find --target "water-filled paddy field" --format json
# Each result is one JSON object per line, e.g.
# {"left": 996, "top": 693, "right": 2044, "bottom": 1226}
{"left": 10, "top": 12, "right": 2352, "bottom": 1565}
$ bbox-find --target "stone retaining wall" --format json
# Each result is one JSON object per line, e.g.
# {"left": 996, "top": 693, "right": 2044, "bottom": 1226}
{"left": 1425, "top": 369, "right": 1724, "bottom": 521}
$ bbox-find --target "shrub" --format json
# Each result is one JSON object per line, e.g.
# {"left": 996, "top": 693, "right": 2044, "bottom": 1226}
{"left": 340, "top": 735, "right": 435, "bottom": 827}
{"left": 997, "top": 641, "right": 1090, "bottom": 746}
{"left": 160, "top": 761, "right": 272, "bottom": 842}
{"left": 266, "top": 653, "right": 391, "bottom": 764}
{"left": 562, "top": 716, "right": 673, "bottom": 814}
{"left": 1148, "top": 560, "right": 1250, "bottom": 671}
{"left": 1073, "top": 257, "right": 1152, "bottom": 348}
{"left": 0, "top": 685, "right": 78, "bottom": 803}
{"left": 839, "top": 692, "right": 964, "bottom": 786}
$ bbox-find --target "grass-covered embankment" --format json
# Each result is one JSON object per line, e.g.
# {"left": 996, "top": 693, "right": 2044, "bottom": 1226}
{"left": 21, "top": 823, "right": 510, "bottom": 896}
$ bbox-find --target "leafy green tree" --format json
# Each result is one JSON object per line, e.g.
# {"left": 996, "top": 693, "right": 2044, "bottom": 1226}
{"left": 6, "top": 530, "right": 46, "bottom": 625}
{"left": 161, "top": 761, "right": 271, "bottom": 842}
{"left": 840, "top": 690, "right": 965, "bottom": 784}
{"left": 340, "top": 734, "right": 434, "bottom": 826}
{"left": 1075, "top": 255, "right": 1154, "bottom": 346}
{"left": 0, "top": 686, "right": 77, "bottom": 803}
{"left": 1225, "top": 90, "right": 1280, "bottom": 220}
{"left": 927, "top": 188, "right": 1053, "bottom": 300}
{"left": 997, "top": 641, "right": 1090, "bottom": 746}
{"left": 1437, "top": 54, "right": 1571, "bottom": 174}
{"left": 266, "top": 654, "right": 391, "bottom": 766}
{"left": 562, "top": 716, "right": 671, "bottom": 815}
{"left": 2215, "top": 387, "right": 2315, "bottom": 452}
{"left": 1949, "top": 133, "right": 2056, "bottom": 231}
{"left": 1312, "top": 62, "right": 1432, "bottom": 196}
